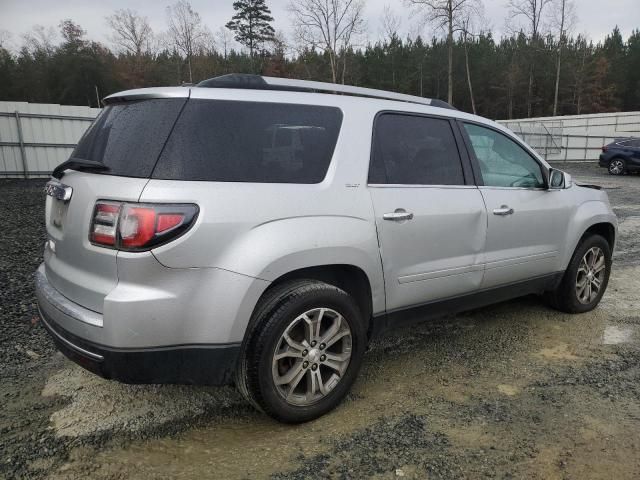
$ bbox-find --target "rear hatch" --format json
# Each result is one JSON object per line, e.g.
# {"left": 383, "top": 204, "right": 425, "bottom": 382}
{"left": 44, "top": 95, "right": 187, "bottom": 313}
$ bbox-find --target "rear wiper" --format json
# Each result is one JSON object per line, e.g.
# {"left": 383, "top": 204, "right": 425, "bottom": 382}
{"left": 52, "top": 158, "right": 110, "bottom": 179}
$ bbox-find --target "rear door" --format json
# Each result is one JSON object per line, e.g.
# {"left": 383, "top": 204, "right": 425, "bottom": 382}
{"left": 368, "top": 112, "right": 487, "bottom": 312}
{"left": 43, "top": 97, "right": 187, "bottom": 313}
{"left": 460, "top": 122, "right": 572, "bottom": 289}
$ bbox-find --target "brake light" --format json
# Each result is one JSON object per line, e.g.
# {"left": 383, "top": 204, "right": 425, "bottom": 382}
{"left": 602, "top": 145, "right": 608, "bottom": 152}
{"left": 89, "top": 201, "right": 198, "bottom": 251}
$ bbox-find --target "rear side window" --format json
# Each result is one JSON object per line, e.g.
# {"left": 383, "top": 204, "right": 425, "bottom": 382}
{"left": 368, "top": 114, "right": 465, "bottom": 185}
{"left": 152, "top": 100, "right": 343, "bottom": 183}
{"left": 72, "top": 98, "right": 186, "bottom": 178}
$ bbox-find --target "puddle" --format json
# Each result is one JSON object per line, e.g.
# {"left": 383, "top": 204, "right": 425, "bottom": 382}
{"left": 602, "top": 325, "right": 635, "bottom": 345}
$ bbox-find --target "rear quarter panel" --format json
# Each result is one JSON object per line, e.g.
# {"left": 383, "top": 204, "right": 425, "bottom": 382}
{"left": 139, "top": 97, "right": 386, "bottom": 315}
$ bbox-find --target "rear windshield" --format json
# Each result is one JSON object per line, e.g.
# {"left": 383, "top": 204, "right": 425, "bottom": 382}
{"left": 152, "top": 100, "right": 343, "bottom": 183}
{"left": 72, "top": 98, "right": 186, "bottom": 178}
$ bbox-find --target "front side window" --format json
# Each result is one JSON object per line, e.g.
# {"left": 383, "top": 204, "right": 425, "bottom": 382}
{"left": 153, "top": 100, "right": 343, "bottom": 183}
{"left": 369, "top": 114, "right": 465, "bottom": 185}
{"left": 464, "top": 123, "right": 545, "bottom": 189}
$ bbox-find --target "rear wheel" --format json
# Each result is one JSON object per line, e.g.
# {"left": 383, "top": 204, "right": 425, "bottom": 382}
{"left": 546, "top": 234, "right": 612, "bottom": 313}
{"left": 608, "top": 158, "right": 626, "bottom": 175}
{"left": 235, "top": 280, "right": 366, "bottom": 423}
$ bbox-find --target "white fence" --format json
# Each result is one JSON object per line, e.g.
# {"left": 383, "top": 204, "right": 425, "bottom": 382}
{"left": 498, "top": 111, "right": 640, "bottom": 163}
{"left": 0, "top": 101, "right": 100, "bottom": 178}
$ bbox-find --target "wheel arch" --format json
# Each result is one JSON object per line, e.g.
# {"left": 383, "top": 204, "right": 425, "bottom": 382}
{"left": 560, "top": 200, "right": 617, "bottom": 271}
{"left": 245, "top": 264, "right": 375, "bottom": 343}
{"left": 580, "top": 222, "right": 616, "bottom": 251}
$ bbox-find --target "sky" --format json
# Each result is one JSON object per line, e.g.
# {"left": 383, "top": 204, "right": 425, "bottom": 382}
{"left": 0, "top": 0, "right": 639, "bottom": 52}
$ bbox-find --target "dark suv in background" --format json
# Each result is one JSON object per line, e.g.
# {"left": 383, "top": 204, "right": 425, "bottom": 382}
{"left": 599, "top": 138, "right": 640, "bottom": 175}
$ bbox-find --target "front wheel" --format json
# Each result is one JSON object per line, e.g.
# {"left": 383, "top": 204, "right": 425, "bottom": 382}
{"left": 608, "top": 158, "right": 626, "bottom": 175}
{"left": 236, "top": 280, "right": 366, "bottom": 423}
{"left": 545, "top": 234, "right": 612, "bottom": 313}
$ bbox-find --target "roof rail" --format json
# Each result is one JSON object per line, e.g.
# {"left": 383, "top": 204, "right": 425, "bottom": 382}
{"left": 196, "top": 74, "right": 455, "bottom": 110}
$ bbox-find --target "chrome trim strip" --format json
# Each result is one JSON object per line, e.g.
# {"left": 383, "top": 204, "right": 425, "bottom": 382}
{"left": 484, "top": 251, "right": 558, "bottom": 270}
{"left": 368, "top": 184, "right": 477, "bottom": 189}
{"left": 38, "top": 306, "right": 104, "bottom": 361}
{"left": 398, "top": 264, "right": 484, "bottom": 284}
{"left": 44, "top": 180, "right": 73, "bottom": 202}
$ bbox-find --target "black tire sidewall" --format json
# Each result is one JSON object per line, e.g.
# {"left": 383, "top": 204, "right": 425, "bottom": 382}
{"left": 250, "top": 283, "right": 366, "bottom": 423}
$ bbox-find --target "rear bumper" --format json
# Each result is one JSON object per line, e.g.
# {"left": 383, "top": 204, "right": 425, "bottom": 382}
{"left": 35, "top": 267, "right": 240, "bottom": 385}
{"left": 598, "top": 154, "right": 609, "bottom": 167}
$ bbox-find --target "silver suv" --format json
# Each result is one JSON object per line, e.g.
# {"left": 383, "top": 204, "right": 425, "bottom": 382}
{"left": 36, "top": 74, "right": 617, "bottom": 423}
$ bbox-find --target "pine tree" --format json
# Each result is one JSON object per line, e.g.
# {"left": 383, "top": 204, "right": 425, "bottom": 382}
{"left": 225, "top": 0, "right": 275, "bottom": 59}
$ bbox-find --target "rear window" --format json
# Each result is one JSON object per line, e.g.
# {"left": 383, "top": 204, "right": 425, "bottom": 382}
{"left": 152, "top": 100, "right": 343, "bottom": 183}
{"left": 72, "top": 98, "right": 186, "bottom": 178}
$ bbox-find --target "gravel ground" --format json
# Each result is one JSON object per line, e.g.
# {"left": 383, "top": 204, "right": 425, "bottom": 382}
{"left": 1, "top": 163, "right": 639, "bottom": 479}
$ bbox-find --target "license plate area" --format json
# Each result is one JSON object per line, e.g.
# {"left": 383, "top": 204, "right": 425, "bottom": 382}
{"left": 51, "top": 199, "right": 66, "bottom": 228}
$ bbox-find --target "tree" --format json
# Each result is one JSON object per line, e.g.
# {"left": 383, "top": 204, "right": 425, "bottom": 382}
{"left": 380, "top": 5, "right": 401, "bottom": 43}
{"left": 508, "top": 0, "right": 552, "bottom": 116}
{"left": 106, "top": 9, "right": 154, "bottom": 57}
{"left": 407, "top": 0, "right": 481, "bottom": 105}
{"left": 166, "top": 0, "right": 207, "bottom": 83}
{"left": 549, "top": 0, "right": 575, "bottom": 115}
{"left": 215, "top": 26, "right": 234, "bottom": 60}
{"left": 288, "top": 0, "right": 366, "bottom": 84}
{"left": 226, "top": 0, "right": 275, "bottom": 59}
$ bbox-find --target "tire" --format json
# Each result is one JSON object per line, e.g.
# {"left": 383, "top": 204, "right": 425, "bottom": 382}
{"left": 235, "top": 279, "right": 366, "bottom": 423}
{"left": 545, "top": 234, "right": 612, "bottom": 313}
{"left": 608, "top": 158, "right": 626, "bottom": 175}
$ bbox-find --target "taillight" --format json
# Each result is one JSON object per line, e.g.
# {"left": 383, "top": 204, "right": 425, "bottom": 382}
{"left": 602, "top": 146, "right": 608, "bottom": 152}
{"left": 90, "top": 202, "right": 120, "bottom": 246}
{"left": 89, "top": 201, "right": 198, "bottom": 251}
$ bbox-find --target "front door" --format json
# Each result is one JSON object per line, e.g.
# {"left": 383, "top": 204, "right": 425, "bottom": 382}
{"left": 461, "top": 122, "right": 572, "bottom": 288}
{"left": 368, "top": 113, "right": 487, "bottom": 312}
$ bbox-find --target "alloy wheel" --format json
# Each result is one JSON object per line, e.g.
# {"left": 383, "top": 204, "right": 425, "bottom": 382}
{"left": 575, "top": 247, "right": 606, "bottom": 304}
{"left": 271, "top": 307, "right": 352, "bottom": 406}
{"left": 609, "top": 159, "right": 624, "bottom": 175}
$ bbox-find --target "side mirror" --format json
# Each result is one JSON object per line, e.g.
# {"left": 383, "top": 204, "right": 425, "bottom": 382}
{"left": 548, "top": 168, "right": 571, "bottom": 189}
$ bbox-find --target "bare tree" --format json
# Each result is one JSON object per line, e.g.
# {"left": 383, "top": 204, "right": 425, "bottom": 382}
{"left": 407, "top": 0, "right": 481, "bottom": 105}
{"left": 22, "top": 25, "right": 57, "bottom": 54}
{"left": 380, "top": 5, "right": 402, "bottom": 87}
{"left": 106, "top": 9, "right": 154, "bottom": 57}
{"left": 215, "top": 26, "right": 234, "bottom": 60}
{"left": 288, "top": 0, "right": 366, "bottom": 84}
{"left": 460, "top": 16, "right": 476, "bottom": 114}
{"left": 166, "top": 0, "right": 207, "bottom": 83}
{"left": 0, "top": 30, "right": 15, "bottom": 51}
{"left": 549, "top": 0, "right": 576, "bottom": 115}
{"left": 508, "top": 0, "right": 552, "bottom": 117}
{"left": 380, "top": 4, "right": 401, "bottom": 42}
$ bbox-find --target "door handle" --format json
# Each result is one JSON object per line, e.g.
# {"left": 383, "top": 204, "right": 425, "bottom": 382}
{"left": 493, "top": 205, "right": 514, "bottom": 216}
{"left": 383, "top": 209, "right": 414, "bottom": 221}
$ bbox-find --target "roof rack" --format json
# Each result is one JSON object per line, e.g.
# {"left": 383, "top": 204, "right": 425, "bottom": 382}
{"left": 196, "top": 74, "right": 455, "bottom": 110}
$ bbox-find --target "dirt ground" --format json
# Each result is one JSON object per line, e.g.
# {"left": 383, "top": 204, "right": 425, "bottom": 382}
{"left": 1, "top": 163, "right": 639, "bottom": 480}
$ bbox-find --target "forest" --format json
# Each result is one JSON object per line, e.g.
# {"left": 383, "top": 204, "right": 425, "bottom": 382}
{"left": 0, "top": 0, "right": 639, "bottom": 120}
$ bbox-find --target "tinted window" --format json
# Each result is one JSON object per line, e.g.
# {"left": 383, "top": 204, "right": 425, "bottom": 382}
{"left": 464, "top": 123, "right": 545, "bottom": 188}
{"left": 152, "top": 100, "right": 343, "bottom": 183}
{"left": 369, "top": 114, "right": 465, "bottom": 185}
{"left": 72, "top": 98, "right": 186, "bottom": 178}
